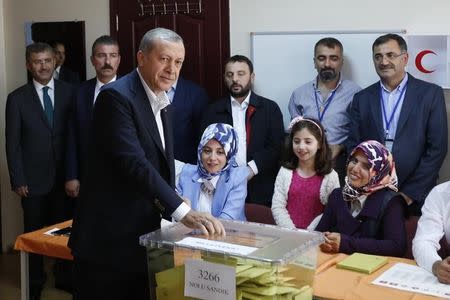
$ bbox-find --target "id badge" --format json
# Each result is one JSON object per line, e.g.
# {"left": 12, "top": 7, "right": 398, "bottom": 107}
{"left": 385, "top": 139, "right": 394, "bottom": 152}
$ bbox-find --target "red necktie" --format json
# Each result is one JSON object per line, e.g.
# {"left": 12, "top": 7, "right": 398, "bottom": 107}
{"left": 245, "top": 105, "right": 256, "bottom": 146}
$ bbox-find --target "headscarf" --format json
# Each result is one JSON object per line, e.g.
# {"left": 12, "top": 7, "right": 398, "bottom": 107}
{"left": 342, "top": 140, "right": 398, "bottom": 202}
{"left": 197, "top": 123, "right": 238, "bottom": 180}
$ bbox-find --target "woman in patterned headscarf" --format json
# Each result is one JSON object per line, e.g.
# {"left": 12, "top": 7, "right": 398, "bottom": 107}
{"left": 316, "top": 140, "right": 407, "bottom": 257}
{"left": 177, "top": 123, "right": 248, "bottom": 220}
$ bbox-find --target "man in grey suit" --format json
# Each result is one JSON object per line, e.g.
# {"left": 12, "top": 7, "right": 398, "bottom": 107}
{"left": 5, "top": 42, "right": 74, "bottom": 299}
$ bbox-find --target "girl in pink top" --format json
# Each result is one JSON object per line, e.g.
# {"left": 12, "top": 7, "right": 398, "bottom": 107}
{"left": 272, "top": 117, "right": 339, "bottom": 229}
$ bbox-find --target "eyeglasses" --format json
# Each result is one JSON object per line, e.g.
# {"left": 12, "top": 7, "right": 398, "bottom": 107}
{"left": 373, "top": 52, "right": 405, "bottom": 63}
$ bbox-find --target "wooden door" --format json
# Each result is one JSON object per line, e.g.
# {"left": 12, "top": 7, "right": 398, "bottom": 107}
{"left": 109, "top": 0, "right": 229, "bottom": 99}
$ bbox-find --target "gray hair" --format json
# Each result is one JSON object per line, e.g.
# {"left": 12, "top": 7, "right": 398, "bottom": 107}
{"left": 139, "top": 28, "right": 183, "bottom": 52}
{"left": 26, "top": 42, "right": 54, "bottom": 63}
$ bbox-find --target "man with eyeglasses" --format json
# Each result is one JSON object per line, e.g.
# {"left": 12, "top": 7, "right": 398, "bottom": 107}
{"left": 288, "top": 37, "right": 361, "bottom": 185}
{"left": 346, "top": 33, "right": 447, "bottom": 216}
{"left": 5, "top": 42, "right": 74, "bottom": 299}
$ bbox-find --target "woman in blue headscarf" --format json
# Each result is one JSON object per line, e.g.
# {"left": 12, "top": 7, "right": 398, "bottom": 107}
{"left": 177, "top": 123, "right": 248, "bottom": 220}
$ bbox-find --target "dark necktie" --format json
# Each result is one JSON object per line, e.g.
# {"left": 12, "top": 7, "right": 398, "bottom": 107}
{"left": 42, "top": 86, "right": 53, "bottom": 127}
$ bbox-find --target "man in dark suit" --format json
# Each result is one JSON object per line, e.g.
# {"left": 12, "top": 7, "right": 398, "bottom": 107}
{"left": 167, "top": 76, "right": 209, "bottom": 164}
{"left": 346, "top": 33, "right": 448, "bottom": 216}
{"left": 65, "top": 35, "right": 121, "bottom": 198}
{"left": 202, "top": 55, "right": 285, "bottom": 207}
{"left": 51, "top": 41, "right": 80, "bottom": 84}
{"left": 5, "top": 42, "right": 74, "bottom": 299}
{"left": 68, "top": 28, "right": 224, "bottom": 300}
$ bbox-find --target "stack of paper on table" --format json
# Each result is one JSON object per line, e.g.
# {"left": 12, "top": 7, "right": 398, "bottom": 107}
{"left": 336, "top": 252, "right": 388, "bottom": 274}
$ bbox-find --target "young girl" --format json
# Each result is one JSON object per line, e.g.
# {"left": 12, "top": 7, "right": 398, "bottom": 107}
{"left": 271, "top": 116, "right": 339, "bottom": 229}
{"left": 177, "top": 123, "right": 248, "bottom": 220}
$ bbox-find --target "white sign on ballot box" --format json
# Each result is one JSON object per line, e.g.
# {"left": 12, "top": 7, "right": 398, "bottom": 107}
{"left": 184, "top": 259, "right": 235, "bottom": 300}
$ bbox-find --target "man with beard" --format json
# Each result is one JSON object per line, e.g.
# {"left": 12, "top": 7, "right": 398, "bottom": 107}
{"left": 288, "top": 38, "right": 360, "bottom": 185}
{"left": 5, "top": 42, "right": 74, "bottom": 300}
{"left": 202, "top": 55, "right": 284, "bottom": 207}
{"left": 346, "top": 33, "right": 447, "bottom": 216}
{"left": 65, "top": 35, "right": 121, "bottom": 199}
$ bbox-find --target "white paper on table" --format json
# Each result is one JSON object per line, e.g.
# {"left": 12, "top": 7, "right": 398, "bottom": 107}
{"left": 372, "top": 262, "right": 450, "bottom": 299}
{"left": 175, "top": 237, "right": 257, "bottom": 256}
{"left": 43, "top": 228, "right": 60, "bottom": 236}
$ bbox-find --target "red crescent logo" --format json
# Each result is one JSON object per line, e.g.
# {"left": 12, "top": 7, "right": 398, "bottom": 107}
{"left": 415, "top": 50, "right": 436, "bottom": 74}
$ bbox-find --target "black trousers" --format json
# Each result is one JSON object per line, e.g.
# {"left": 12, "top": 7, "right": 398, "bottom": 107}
{"left": 21, "top": 186, "right": 73, "bottom": 294}
{"left": 73, "top": 259, "right": 150, "bottom": 300}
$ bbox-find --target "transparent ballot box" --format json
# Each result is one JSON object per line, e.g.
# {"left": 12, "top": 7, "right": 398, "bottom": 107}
{"left": 139, "top": 220, "right": 323, "bottom": 300}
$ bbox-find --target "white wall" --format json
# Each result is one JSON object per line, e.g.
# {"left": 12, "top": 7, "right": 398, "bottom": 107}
{"left": 1, "top": 0, "right": 109, "bottom": 251}
{"left": 229, "top": 0, "right": 450, "bottom": 57}
{"left": 229, "top": 0, "right": 450, "bottom": 183}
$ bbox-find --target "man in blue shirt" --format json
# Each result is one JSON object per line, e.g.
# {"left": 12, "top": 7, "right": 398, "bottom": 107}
{"left": 289, "top": 38, "right": 361, "bottom": 184}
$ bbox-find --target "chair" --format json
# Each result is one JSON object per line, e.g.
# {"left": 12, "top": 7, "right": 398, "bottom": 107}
{"left": 244, "top": 203, "right": 276, "bottom": 225}
{"left": 404, "top": 215, "right": 449, "bottom": 260}
{"left": 404, "top": 216, "right": 419, "bottom": 259}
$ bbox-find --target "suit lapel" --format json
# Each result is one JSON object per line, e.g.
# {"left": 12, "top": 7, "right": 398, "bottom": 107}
{"left": 368, "top": 84, "right": 385, "bottom": 139}
{"left": 28, "top": 84, "right": 52, "bottom": 130}
{"left": 211, "top": 173, "right": 229, "bottom": 217}
{"left": 131, "top": 71, "right": 166, "bottom": 157}
{"left": 87, "top": 79, "right": 96, "bottom": 117}
{"left": 395, "top": 74, "right": 416, "bottom": 136}
{"left": 172, "top": 77, "right": 185, "bottom": 106}
{"left": 161, "top": 105, "right": 175, "bottom": 184}
{"left": 53, "top": 80, "right": 65, "bottom": 131}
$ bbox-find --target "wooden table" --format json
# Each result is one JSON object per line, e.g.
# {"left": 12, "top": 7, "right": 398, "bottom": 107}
{"left": 313, "top": 252, "right": 439, "bottom": 300}
{"left": 14, "top": 220, "right": 72, "bottom": 300}
{"left": 14, "top": 221, "right": 441, "bottom": 300}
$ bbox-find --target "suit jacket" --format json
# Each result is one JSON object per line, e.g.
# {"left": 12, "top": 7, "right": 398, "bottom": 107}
{"left": 58, "top": 65, "right": 80, "bottom": 85}
{"left": 201, "top": 92, "right": 285, "bottom": 206}
{"left": 171, "top": 77, "right": 209, "bottom": 164}
{"left": 68, "top": 70, "right": 183, "bottom": 273}
{"left": 65, "top": 78, "right": 96, "bottom": 181}
{"left": 5, "top": 80, "right": 74, "bottom": 195}
{"left": 346, "top": 74, "right": 448, "bottom": 208}
{"left": 177, "top": 164, "right": 248, "bottom": 220}
{"left": 316, "top": 188, "right": 407, "bottom": 257}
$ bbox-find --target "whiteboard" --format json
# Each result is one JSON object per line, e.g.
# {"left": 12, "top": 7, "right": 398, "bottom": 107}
{"left": 251, "top": 31, "right": 405, "bottom": 128}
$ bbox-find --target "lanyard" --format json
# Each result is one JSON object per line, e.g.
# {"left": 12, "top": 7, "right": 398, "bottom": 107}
{"left": 380, "top": 84, "right": 407, "bottom": 138}
{"left": 314, "top": 89, "right": 336, "bottom": 122}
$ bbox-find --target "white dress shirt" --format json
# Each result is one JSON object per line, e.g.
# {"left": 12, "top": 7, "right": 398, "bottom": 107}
{"left": 33, "top": 78, "right": 55, "bottom": 109}
{"left": 53, "top": 65, "right": 61, "bottom": 79}
{"left": 230, "top": 91, "right": 258, "bottom": 175}
{"left": 136, "top": 68, "right": 190, "bottom": 221}
{"left": 94, "top": 75, "right": 117, "bottom": 103}
{"left": 413, "top": 182, "right": 450, "bottom": 273}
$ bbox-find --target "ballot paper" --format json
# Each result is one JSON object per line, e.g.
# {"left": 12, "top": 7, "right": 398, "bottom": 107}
{"left": 176, "top": 237, "right": 257, "bottom": 256}
{"left": 372, "top": 262, "right": 450, "bottom": 299}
